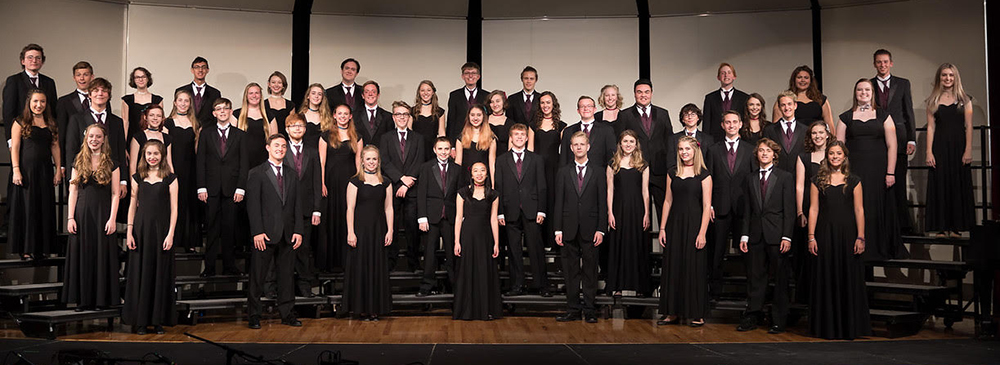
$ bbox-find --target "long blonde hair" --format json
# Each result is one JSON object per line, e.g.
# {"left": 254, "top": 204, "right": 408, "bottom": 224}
{"left": 136, "top": 139, "right": 173, "bottom": 179}
{"left": 412, "top": 80, "right": 443, "bottom": 120}
{"left": 459, "top": 104, "right": 494, "bottom": 150}
{"left": 237, "top": 83, "right": 271, "bottom": 140}
{"left": 298, "top": 83, "right": 334, "bottom": 132}
{"left": 71, "top": 123, "right": 115, "bottom": 185}
{"left": 324, "top": 106, "right": 359, "bottom": 152}
{"left": 925, "top": 63, "right": 972, "bottom": 114}
{"left": 673, "top": 135, "right": 706, "bottom": 176}
{"left": 353, "top": 145, "right": 384, "bottom": 183}
{"left": 168, "top": 88, "right": 201, "bottom": 144}
{"left": 610, "top": 129, "right": 647, "bottom": 174}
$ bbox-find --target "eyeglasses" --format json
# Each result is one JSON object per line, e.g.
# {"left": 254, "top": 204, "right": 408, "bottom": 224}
{"left": 288, "top": 124, "right": 306, "bottom": 129}
{"left": 134, "top": 75, "right": 148, "bottom": 79}
{"left": 463, "top": 71, "right": 480, "bottom": 76}
{"left": 392, "top": 112, "right": 410, "bottom": 117}
{"left": 214, "top": 106, "right": 232, "bottom": 111}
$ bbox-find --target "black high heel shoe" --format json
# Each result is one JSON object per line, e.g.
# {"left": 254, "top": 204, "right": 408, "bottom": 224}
{"left": 656, "top": 315, "right": 678, "bottom": 325}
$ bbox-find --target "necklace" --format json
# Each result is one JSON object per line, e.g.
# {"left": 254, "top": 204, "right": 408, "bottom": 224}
{"left": 363, "top": 169, "right": 377, "bottom": 174}
{"left": 858, "top": 104, "right": 872, "bottom": 112}
{"left": 422, "top": 102, "right": 432, "bottom": 106}
{"left": 337, "top": 125, "right": 349, "bottom": 130}
{"left": 177, "top": 112, "right": 188, "bottom": 116}
{"left": 308, "top": 107, "right": 319, "bottom": 112}
{"left": 682, "top": 161, "right": 694, "bottom": 167}
{"left": 492, "top": 112, "right": 504, "bottom": 117}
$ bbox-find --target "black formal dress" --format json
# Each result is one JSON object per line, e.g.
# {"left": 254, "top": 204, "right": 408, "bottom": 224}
{"left": 164, "top": 120, "right": 200, "bottom": 251}
{"left": 606, "top": 167, "right": 650, "bottom": 294}
{"left": 122, "top": 94, "right": 163, "bottom": 139}
{"left": 796, "top": 151, "right": 823, "bottom": 302}
{"left": 265, "top": 98, "right": 295, "bottom": 137}
{"left": 660, "top": 168, "right": 710, "bottom": 319}
{"left": 490, "top": 120, "right": 511, "bottom": 154}
{"left": 453, "top": 187, "right": 503, "bottom": 320}
{"left": 841, "top": 110, "right": 907, "bottom": 261}
{"left": 344, "top": 176, "right": 392, "bottom": 316}
{"left": 413, "top": 108, "right": 444, "bottom": 161}
{"left": 7, "top": 126, "right": 57, "bottom": 256}
{"left": 305, "top": 122, "right": 323, "bottom": 146}
{"left": 234, "top": 109, "right": 271, "bottom": 168}
{"left": 796, "top": 96, "right": 826, "bottom": 124}
{"left": 3, "top": 71, "right": 57, "bottom": 140}
{"left": 63, "top": 165, "right": 121, "bottom": 309}
{"left": 809, "top": 176, "right": 872, "bottom": 340}
{"left": 317, "top": 136, "right": 356, "bottom": 272}
{"left": 123, "top": 173, "right": 177, "bottom": 328}
{"left": 175, "top": 83, "right": 221, "bottom": 125}
{"left": 925, "top": 103, "right": 975, "bottom": 232}
{"left": 128, "top": 132, "right": 173, "bottom": 227}
{"left": 460, "top": 140, "right": 490, "bottom": 186}
{"left": 741, "top": 125, "right": 766, "bottom": 145}
{"left": 595, "top": 110, "right": 624, "bottom": 139}
{"left": 532, "top": 121, "right": 564, "bottom": 248}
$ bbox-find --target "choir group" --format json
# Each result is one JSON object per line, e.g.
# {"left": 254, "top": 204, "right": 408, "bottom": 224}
{"left": 3, "top": 43, "right": 977, "bottom": 340}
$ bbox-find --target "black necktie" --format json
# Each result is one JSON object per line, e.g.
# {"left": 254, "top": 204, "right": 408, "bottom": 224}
{"left": 760, "top": 170, "right": 769, "bottom": 199}
{"left": 92, "top": 112, "right": 104, "bottom": 125}
{"left": 29, "top": 76, "right": 38, "bottom": 88}
{"left": 727, "top": 141, "right": 736, "bottom": 173}
{"left": 577, "top": 165, "right": 585, "bottom": 190}
{"left": 275, "top": 165, "right": 284, "bottom": 193}
{"left": 218, "top": 127, "right": 228, "bottom": 155}
{"left": 399, "top": 131, "right": 407, "bottom": 160}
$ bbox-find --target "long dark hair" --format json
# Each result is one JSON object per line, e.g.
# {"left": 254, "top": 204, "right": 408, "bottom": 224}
{"left": 788, "top": 65, "right": 824, "bottom": 103}
{"left": 802, "top": 120, "right": 830, "bottom": 153}
{"left": 17, "top": 89, "right": 56, "bottom": 141}
{"left": 530, "top": 91, "right": 561, "bottom": 130}
{"left": 815, "top": 140, "right": 851, "bottom": 192}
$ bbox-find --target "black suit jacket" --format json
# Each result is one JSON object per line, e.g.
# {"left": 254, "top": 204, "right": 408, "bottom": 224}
{"left": 4, "top": 71, "right": 57, "bottom": 141}
{"left": 64, "top": 110, "right": 127, "bottom": 174}
{"left": 506, "top": 90, "right": 540, "bottom": 126}
{"left": 354, "top": 106, "right": 393, "bottom": 145}
{"left": 379, "top": 129, "right": 426, "bottom": 198}
{"left": 56, "top": 91, "right": 87, "bottom": 158}
{"left": 284, "top": 141, "right": 322, "bottom": 217}
{"left": 446, "top": 88, "right": 488, "bottom": 140}
{"left": 618, "top": 104, "right": 674, "bottom": 176}
{"left": 665, "top": 130, "right": 715, "bottom": 171}
{"left": 762, "top": 120, "right": 807, "bottom": 174}
{"left": 560, "top": 122, "right": 616, "bottom": 167}
{"left": 702, "top": 88, "right": 749, "bottom": 141}
{"left": 740, "top": 167, "right": 795, "bottom": 245}
{"left": 175, "top": 83, "right": 221, "bottom": 124}
{"left": 553, "top": 162, "right": 608, "bottom": 242}
{"left": 325, "top": 83, "right": 364, "bottom": 113}
{"left": 417, "top": 159, "right": 461, "bottom": 225}
{"left": 495, "top": 150, "right": 546, "bottom": 221}
{"left": 871, "top": 76, "right": 916, "bottom": 151}
{"left": 705, "top": 139, "right": 755, "bottom": 216}
{"left": 247, "top": 161, "right": 305, "bottom": 243}
{"left": 196, "top": 126, "right": 250, "bottom": 197}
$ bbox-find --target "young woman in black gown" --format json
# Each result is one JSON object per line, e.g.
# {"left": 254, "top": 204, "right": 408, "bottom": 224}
{"left": 924, "top": 63, "right": 975, "bottom": 237}
{"left": 794, "top": 121, "right": 830, "bottom": 302}
{"left": 411, "top": 80, "right": 446, "bottom": 161}
{"left": 298, "top": 83, "right": 331, "bottom": 145}
{"left": 63, "top": 123, "right": 121, "bottom": 311}
{"left": 605, "top": 130, "right": 651, "bottom": 297}
{"left": 129, "top": 105, "right": 173, "bottom": 176}
{"left": 807, "top": 141, "right": 871, "bottom": 340}
{"left": 265, "top": 71, "right": 295, "bottom": 137}
{"left": 9, "top": 90, "right": 61, "bottom": 260}
{"left": 775, "top": 66, "right": 834, "bottom": 134}
{"left": 165, "top": 89, "right": 201, "bottom": 253}
{"left": 836, "top": 79, "right": 907, "bottom": 262}
{"left": 123, "top": 140, "right": 178, "bottom": 335}
{"left": 741, "top": 93, "right": 770, "bottom": 144}
{"left": 345, "top": 145, "right": 394, "bottom": 321}
{"left": 455, "top": 104, "right": 496, "bottom": 186}
{"left": 486, "top": 90, "right": 511, "bottom": 153}
{"left": 316, "top": 104, "right": 362, "bottom": 273}
{"left": 453, "top": 162, "right": 503, "bottom": 320}
{"left": 121, "top": 67, "right": 163, "bottom": 140}
{"left": 595, "top": 85, "right": 624, "bottom": 137}
{"left": 528, "top": 91, "right": 564, "bottom": 250}
{"left": 656, "top": 136, "right": 712, "bottom": 327}
{"left": 234, "top": 82, "right": 278, "bottom": 168}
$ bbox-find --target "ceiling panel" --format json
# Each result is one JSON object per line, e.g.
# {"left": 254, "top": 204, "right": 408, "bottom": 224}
{"left": 483, "top": 0, "right": 636, "bottom": 19}
{"left": 649, "top": 0, "right": 809, "bottom": 16}
{"left": 129, "top": 0, "right": 294, "bottom": 13}
{"left": 311, "top": 0, "right": 467, "bottom": 18}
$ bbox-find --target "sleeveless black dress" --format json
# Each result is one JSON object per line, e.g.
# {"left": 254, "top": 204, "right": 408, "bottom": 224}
{"left": 316, "top": 134, "right": 357, "bottom": 272}
{"left": 8, "top": 126, "right": 57, "bottom": 256}
{"left": 489, "top": 119, "right": 511, "bottom": 154}
{"left": 532, "top": 121, "right": 565, "bottom": 247}
{"left": 925, "top": 103, "right": 975, "bottom": 232}
{"left": 412, "top": 108, "right": 443, "bottom": 161}
{"left": 606, "top": 167, "right": 650, "bottom": 294}
{"left": 165, "top": 119, "right": 201, "bottom": 251}
{"left": 63, "top": 164, "right": 121, "bottom": 308}
{"left": 123, "top": 173, "right": 177, "bottom": 327}
{"left": 809, "top": 175, "right": 871, "bottom": 340}
{"left": 796, "top": 95, "right": 826, "bottom": 124}
{"left": 264, "top": 97, "right": 295, "bottom": 137}
{"left": 660, "top": 168, "right": 709, "bottom": 319}
{"left": 796, "top": 150, "right": 823, "bottom": 302}
{"left": 122, "top": 94, "right": 163, "bottom": 139}
{"left": 233, "top": 108, "right": 270, "bottom": 167}
{"left": 343, "top": 176, "right": 392, "bottom": 316}
{"left": 460, "top": 140, "right": 491, "bottom": 186}
{"left": 453, "top": 186, "right": 503, "bottom": 320}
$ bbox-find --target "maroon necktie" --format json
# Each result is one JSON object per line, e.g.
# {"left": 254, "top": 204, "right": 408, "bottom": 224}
{"left": 577, "top": 165, "right": 585, "bottom": 191}
{"left": 194, "top": 85, "right": 204, "bottom": 113}
{"left": 467, "top": 90, "right": 475, "bottom": 107}
{"left": 399, "top": 131, "right": 407, "bottom": 160}
{"left": 783, "top": 121, "right": 794, "bottom": 148}
{"left": 80, "top": 92, "right": 90, "bottom": 111}
{"left": 722, "top": 90, "right": 732, "bottom": 111}
{"left": 640, "top": 108, "right": 652, "bottom": 135}
{"left": 878, "top": 80, "right": 889, "bottom": 108}
{"left": 92, "top": 112, "right": 104, "bottom": 125}
{"left": 514, "top": 152, "right": 523, "bottom": 179}
{"left": 293, "top": 145, "right": 303, "bottom": 178}
{"left": 727, "top": 142, "right": 736, "bottom": 173}
{"left": 439, "top": 162, "right": 448, "bottom": 218}
{"left": 582, "top": 123, "right": 591, "bottom": 138}
{"left": 345, "top": 87, "right": 355, "bottom": 108}
{"left": 524, "top": 95, "right": 533, "bottom": 121}
{"left": 29, "top": 76, "right": 38, "bottom": 88}
{"left": 218, "top": 127, "right": 228, "bottom": 155}
{"left": 369, "top": 109, "right": 376, "bottom": 132}
{"left": 760, "top": 169, "right": 769, "bottom": 200}
{"left": 275, "top": 164, "right": 284, "bottom": 193}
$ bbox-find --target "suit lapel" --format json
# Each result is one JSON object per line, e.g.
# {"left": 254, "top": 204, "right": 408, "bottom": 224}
{"left": 432, "top": 162, "right": 444, "bottom": 190}
{"left": 578, "top": 164, "right": 594, "bottom": 196}
{"left": 734, "top": 143, "right": 751, "bottom": 176}
{"left": 752, "top": 171, "right": 764, "bottom": 209}
{"left": 265, "top": 164, "right": 282, "bottom": 202}
{"left": 763, "top": 170, "right": 778, "bottom": 207}
{"left": 631, "top": 107, "right": 651, "bottom": 140}
{"left": 886, "top": 78, "right": 898, "bottom": 106}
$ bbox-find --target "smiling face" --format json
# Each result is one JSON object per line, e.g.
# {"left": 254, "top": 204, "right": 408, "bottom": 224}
{"left": 419, "top": 83, "right": 434, "bottom": 103}
{"left": 29, "top": 92, "right": 46, "bottom": 115}
{"left": 682, "top": 110, "right": 699, "bottom": 129}
{"left": 874, "top": 54, "right": 893, "bottom": 77}
{"left": 144, "top": 144, "right": 162, "bottom": 168}
{"left": 247, "top": 85, "right": 262, "bottom": 107}
{"left": 939, "top": 67, "right": 956, "bottom": 89}
{"left": 827, "top": 145, "right": 845, "bottom": 168}
{"left": 747, "top": 96, "right": 762, "bottom": 119}
{"left": 620, "top": 134, "right": 637, "bottom": 155}
{"left": 74, "top": 68, "right": 93, "bottom": 90}
{"left": 718, "top": 65, "right": 735, "bottom": 88}
{"left": 577, "top": 98, "right": 596, "bottom": 120}
{"left": 362, "top": 84, "right": 379, "bottom": 106}
{"left": 21, "top": 50, "right": 43, "bottom": 73}
{"left": 722, "top": 113, "right": 742, "bottom": 138}
{"left": 308, "top": 86, "right": 324, "bottom": 108}
{"left": 521, "top": 70, "right": 537, "bottom": 92}
{"left": 341, "top": 60, "right": 359, "bottom": 84}
{"left": 287, "top": 120, "right": 306, "bottom": 140}
{"left": 510, "top": 128, "right": 527, "bottom": 149}
{"left": 678, "top": 141, "right": 696, "bottom": 164}
{"left": 489, "top": 94, "right": 505, "bottom": 114}
{"left": 462, "top": 67, "right": 480, "bottom": 88}
{"left": 175, "top": 93, "right": 191, "bottom": 114}
{"left": 146, "top": 108, "right": 164, "bottom": 129}
{"left": 434, "top": 140, "right": 451, "bottom": 161}
{"left": 392, "top": 106, "right": 410, "bottom": 130}
{"left": 334, "top": 105, "right": 351, "bottom": 127}
{"left": 213, "top": 103, "right": 232, "bottom": 122}
{"left": 810, "top": 124, "right": 828, "bottom": 148}
{"left": 89, "top": 86, "right": 109, "bottom": 108}
{"left": 795, "top": 71, "right": 811, "bottom": 92}
{"left": 191, "top": 61, "right": 209, "bottom": 82}
{"left": 471, "top": 163, "right": 488, "bottom": 185}
{"left": 855, "top": 81, "right": 873, "bottom": 106}
{"left": 468, "top": 107, "right": 484, "bottom": 128}
{"left": 266, "top": 137, "right": 287, "bottom": 161}
{"left": 268, "top": 75, "right": 285, "bottom": 96}
{"left": 362, "top": 150, "right": 379, "bottom": 172}
{"left": 602, "top": 88, "right": 618, "bottom": 109}
{"left": 756, "top": 144, "right": 775, "bottom": 166}
{"left": 133, "top": 69, "right": 149, "bottom": 89}
{"left": 540, "top": 95, "right": 554, "bottom": 116}
{"left": 634, "top": 84, "right": 652, "bottom": 107}
{"left": 779, "top": 96, "right": 797, "bottom": 120}
{"left": 86, "top": 125, "right": 105, "bottom": 152}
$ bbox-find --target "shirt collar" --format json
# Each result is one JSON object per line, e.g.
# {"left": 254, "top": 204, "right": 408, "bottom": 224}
{"left": 721, "top": 86, "right": 734, "bottom": 93}
{"left": 192, "top": 81, "right": 206, "bottom": 89}
{"left": 725, "top": 136, "right": 740, "bottom": 144}
{"left": 342, "top": 82, "right": 354, "bottom": 89}
{"left": 781, "top": 117, "right": 797, "bottom": 125}
{"left": 877, "top": 74, "right": 891, "bottom": 82}
{"left": 437, "top": 158, "right": 449, "bottom": 165}
{"left": 760, "top": 163, "right": 773, "bottom": 172}
{"left": 465, "top": 87, "right": 477, "bottom": 96}
{"left": 89, "top": 106, "right": 106, "bottom": 115}
{"left": 366, "top": 105, "right": 377, "bottom": 113}
{"left": 24, "top": 70, "right": 38, "bottom": 78}
{"left": 290, "top": 140, "right": 303, "bottom": 148}
{"left": 684, "top": 128, "right": 698, "bottom": 136}
{"left": 217, "top": 122, "right": 231, "bottom": 130}
{"left": 511, "top": 147, "right": 525, "bottom": 155}
{"left": 575, "top": 159, "right": 589, "bottom": 169}
{"left": 580, "top": 119, "right": 594, "bottom": 126}
{"left": 396, "top": 127, "right": 408, "bottom": 134}
{"left": 77, "top": 88, "right": 88, "bottom": 95}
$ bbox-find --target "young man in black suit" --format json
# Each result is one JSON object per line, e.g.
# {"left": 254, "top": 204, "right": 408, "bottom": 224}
{"left": 554, "top": 131, "right": 608, "bottom": 324}
{"left": 56, "top": 61, "right": 94, "bottom": 172}
{"left": 738, "top": 138, "right": 795, "bottom": 334}
{"left": 283, "top": 112, "right": 322, "bottom": 297}
{"left": 4, "top": 44, "right": 58, "bottom": 148}
{"left": 497, "top": 123, "right": 550, "bottom": 297}
{"left": 196, "top": 98, "right": 250, "bottom": 277}
{"left": 666, "top": 104, "right": 714, "bottom": 171}
{"left": 872, "top": 49, "right": 917, "bottom": 233}
{"left": 702, "top": 63, "right": 749, "bottom": 141}
{"left": 506, "top": 66, "right": 540, "bottom": 126}
{"left": 325, "top": 58, "right": 364, "bottom": 112}
{"left": 763, "top": 91, "right": 806, "bottom": 174}
{"left": 446, "top": 62, "right": 487, "bottom": 140}
{"left": 64, "top": 78, "right": 128, "bottom": 191}
{"left": 617, "top": 79, "right": 673, "bottom": 228}
{"left": 560, "top": 96, "right": 615, "bottom": 168}
{"left": 705, "top": 111, "right": 754, "bottom": 298}
{"left": 353, "top": 80, "right": 393, "bottom": 144}
{"left": 175, "top": 57, "right": 221, "bottom": 124}
{"left": 246, "top": 134, "right": 305, "bottom": 329}
{"left": 380, "top": 101, "right": 426, "bottom": 272}
{"left": 416, "top": 137, "right": 461, "bottom": 296}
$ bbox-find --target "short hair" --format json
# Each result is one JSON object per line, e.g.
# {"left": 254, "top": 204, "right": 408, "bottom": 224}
{"left": 577, "top": 95, "right": 596, "bottom": 108}
{"left": 269, "top": 71, "right": 288, "bottom": 95}
{"left": 722, "top": 110, "right": 742, "bottom": 121}
{"left": 72, "top": 61, "right": 93, "bottom": 74}
{"left": 19, "top": 44, "right": 45, "bottom": 67}
{"left": 680, "top": 103, "right": 702, "bottom": 122}
{"left": 718, "top": 63, "right": 737, "bottom": 77}
{"left": 777, "top": 90, "right": 797, "bottom": 104}
{"left": 509, "top": 123, "right": 529, "bottom": 135}
{"left": 570, "top": 130, "right": 589, "bottom": 144}
{"left": 755, "top": 138, "right": 782, "bottom": 164}
{"left": 213, "top": 98, "right": 232, "bottom": 109}
{"left": 363, "top": 80, "right": 380, "bottom": 94}
{"left": 521, "top": 66, "right": 538, "bottom": 79}
{"left": 461, "top": 62, "right": 481, "bottom": 73}
{"left": 285, "top": 111, "right": 305, "bottom": 128}
{"left": 391, "top": 100, "right": 411, "bottom": 113}
{"left": 341, "top": 58, "right": 360, "bottom": 72}
{"left": 266, "top": 133, "right": 287, "bottom": 145}
{"left": 191, "top": 56, "right": 209, "bottom": 68}
{"left": 88, "top": 77, "right": 112, "bottom": 93}
{"left": 128, "top": 67, "right": 153, "bottom": 88}
{"left": 599, "top": 85, "right": 623, "bottom": 109}
{"left": 873, "top": 49, "right": 892, "bottom": 61}
{"left": 487, "top": 90, "right": 508, "bottom": 112}
{"left": 434, "top": 136, "right": 453, "bottom": 147}
{"left": 633, "top": 78, "right": 652, "bottom": 91}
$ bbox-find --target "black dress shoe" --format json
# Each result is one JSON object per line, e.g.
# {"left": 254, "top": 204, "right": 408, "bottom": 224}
{"left": 248, "top": 319, "right": 261, "bottom": 329}
{"left": 656, "top": 315, "right": 679, "bottom": 326}
{"left": 199, "top": 271, "right": 216, "bottom": 278}
{"left": 74, "top": 307, "right": 86, "bottom": 312}
{"left": 136, "top": 327, "right": 147, "bottom": 335}
{"left": 768, "top": 325, "right": 785, "bottom": 334}
{"left": 736, "top": 317, "right": 758, "bottom": 332}
{"left": 303, "top": 291, "right": 316, "bottom": 298}
{"left": 539, "top": 289, "right": 553, "bottom": 297}
{"left": 555, "top": 312, "right": 582, "bottom": 322}
{"left": 153, "top": 325, "right": 165, "bottom": 334}
{"left": 282, "top": 318, "right": 303, "bottom": 327}
{"left": 584, "top": 313, "right": 599, "bottom": 323}
{"left": 415, "top": 290, "right": 430, "bottom": 297}
{"left": 505, "top": 287, "right": 524, "bottom": 296}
